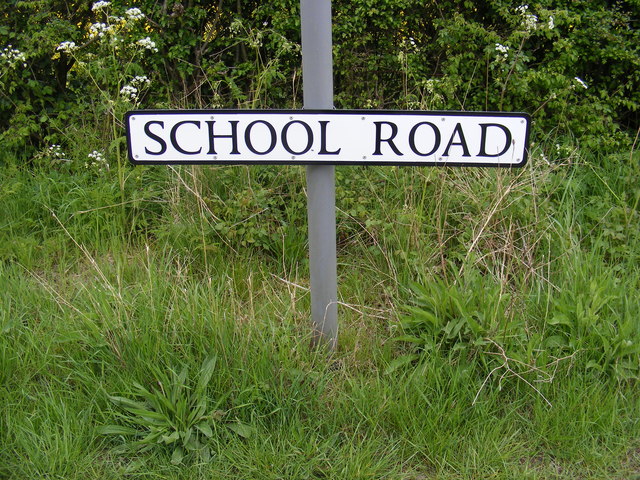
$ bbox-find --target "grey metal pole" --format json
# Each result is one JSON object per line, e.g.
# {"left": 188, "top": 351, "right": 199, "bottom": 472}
{"left": 300, "top": 0, "right": 338, "bottom": 350}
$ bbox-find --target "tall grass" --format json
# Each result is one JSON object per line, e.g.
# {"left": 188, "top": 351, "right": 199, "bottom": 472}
{"left": 1, "top": 140, "right": 638, "bottom": 478}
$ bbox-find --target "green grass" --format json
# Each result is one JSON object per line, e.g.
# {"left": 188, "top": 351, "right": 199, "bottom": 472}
{"left": 1, "top": 144, "right": 638, "bottom": 478}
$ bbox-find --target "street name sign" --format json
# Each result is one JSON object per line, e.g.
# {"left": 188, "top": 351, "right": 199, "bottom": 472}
{"left": 125, "top": 110, "right": 530, "bottom": 167}
{"left": 125, "top": 0, "right": 533, "bottom": 351}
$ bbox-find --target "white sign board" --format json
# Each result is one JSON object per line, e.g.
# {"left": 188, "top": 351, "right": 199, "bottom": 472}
{"left": 125, "top": 110, "right": 530, "bottom": 167}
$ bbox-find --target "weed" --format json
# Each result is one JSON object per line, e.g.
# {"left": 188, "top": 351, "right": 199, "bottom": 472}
{"left": 393, "top": 268, "right": 517, "bottom": 362}
{"left": 98, "top": 355, "right": 231, "bottom": 464}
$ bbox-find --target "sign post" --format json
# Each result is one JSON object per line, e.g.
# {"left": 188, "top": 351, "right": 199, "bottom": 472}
{"left": 300, "top": 0, "right": 338, "bottom": 350}
{"left": 124, "top": 1, "right": 531, "bottom": 353}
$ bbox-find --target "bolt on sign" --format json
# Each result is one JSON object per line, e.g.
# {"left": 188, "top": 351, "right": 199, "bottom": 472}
{"left": 125, "top": 110, "right": 530, "bottom": 167}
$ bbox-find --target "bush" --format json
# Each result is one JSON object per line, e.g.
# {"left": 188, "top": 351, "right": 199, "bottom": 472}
{"left": 1, "top": 0, "right": 638, "bottom": 161}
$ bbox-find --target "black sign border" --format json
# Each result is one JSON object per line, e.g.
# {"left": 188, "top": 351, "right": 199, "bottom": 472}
{"left": 125, "top": 109, "right": 530, "bottom": 168}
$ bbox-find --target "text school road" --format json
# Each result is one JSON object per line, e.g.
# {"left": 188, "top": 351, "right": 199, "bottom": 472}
{"left": 126, "top": 110, "right": 530, "bottom": 167}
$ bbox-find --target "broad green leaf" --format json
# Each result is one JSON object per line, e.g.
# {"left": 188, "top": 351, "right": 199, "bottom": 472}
{"left": 618, "top": 341, "right": 640, "bottom": 356}
{"left": 123, "top": 407, "right": 167, "bottom": 422}
{"left": 139, "top": 430, "right": 163, "bottom": 445}
{"left": 183, "top": 427, "right": 193, "bottom": 446}
{"left": 472, "top": 337, "right": 490, "bottom": 346}
{"left": 201, "top": 446, "right": 212, "bottom": 463}
{"left": 228, "top": 421, "right": 255, "bottom": 439}
{"left": 196, "top": 422, "right": 213, "bottom": 438}
{"left": 108, "top": 395, "right": 149, "bottom": 411}
{"left": 188, "top": 401, "right": 207, "bottom": 424}
{"left": 173, "top": 365, "right": 189, "bottom": 403}
{"left": 465, "top": 314, "right": 484, "bottom": 335}
{"left": 586, "top": 360, "right": 603, "bottom": 371}
{"left": 153, "top": 390, "right": 177, "bottom": 415}
{"left": 548, "top": 314, "right": 573, "bottom": 328}
{"left": 450, "top": 296, "right": 467, "bottom": 317}
{"left": 404, "top": 306, "right": 439, "bottom": 326}
{"left": 132, "top": 382, "right": 152, "bottom": 397}
{"left": 171, "top": 446, "right": 185, "bottom": 465}
{"left": 197, "top": 354, "right": 217, "bottom": 395}
{"left": 444, "top": 319, "right": 464, "bottom": 339}
{"left": 124, "top": 458, "right": 147, "bottom": 474}
{"left": 543, "top": 335, "right": 568, "bottom": 349}
{"left": 184, "top": 433, "right": 201, "bottom": 451}
{"left": 161, "top": 430, "right": 180, "bottom": 444}
{"left": 209, "top": 410, "right": 226, "bottom": 421}
{"left": 408, "top": 281, "right": 430, "bottom": 298}
{"left": 384, "top": 354, "right": 418, "bottom": 375}
{"left": 96, "top": 425, "right": 139, "bottom": 436}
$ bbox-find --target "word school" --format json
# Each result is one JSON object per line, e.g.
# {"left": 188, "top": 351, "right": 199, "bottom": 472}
{"left": 125, "top": 110, "right": 530, "bottom": 167}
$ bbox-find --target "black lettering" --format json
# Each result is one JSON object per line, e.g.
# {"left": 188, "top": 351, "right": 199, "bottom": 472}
{"left": 373, "top": 121, "right": 403, "bottom": 156}
{"left": 170, "top": 121, "right": 202, "bottom": 155}
{"left": 318, "top": 121, "right": 341, "bottom": 155}
{"left": 478, "top": 123, "right": 512, "bottom": 157}
{"left": 144, "top": 121, "right": 167, "bottom": 155}
{"left": 408, "top": 122, "right": 441, "bottom": 157}
{"left": 442, "top": 123, "right": 471, "bottom": 157}
{"left": 281, "top": 121, "right": 313, "bottom": 155}
{"left": 206, "top": 120, "right": 240, "bottom": 155}
{"left": 245, "top": 120, "right": 276, "bottom": 155}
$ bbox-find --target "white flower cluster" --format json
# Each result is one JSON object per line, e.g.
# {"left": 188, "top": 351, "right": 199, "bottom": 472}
{"left": 33, "top": 144, "right": 68, "bottom": 164}
{"left": 120, "top": 84, "right": 139, "bottom": 100}
{"left": 229, "top": 19, "right": 243, "bottom": 35}
{"left": 86, "top": 150, "right": 109, "bottom": 172}
{"left": 92, "top": 1, "right": 111, "bottom": 12}
{"left": 248, "top": 31, "right": 264, "bottom": 49}
{"left": 574, "top": 76, "right": 588, "bottom": 89}
{"left": 516, "top": 5, "right": 538, "bottom": 32}
{"left": 548, "top": 16, "right": 555, "bottom": 30}
{"left": 125, "top": 8, "right": 145, "bottom": 21}
{"left": 425, "top": 78, "right": 437, "bottom": 93}
{"left": 136, "top": 37, "right": 158, "bottom": 52}
{"left": 1, "top": 45, "right": 27, "bottom": 68}
{"left": 88, "top": 150, "right": 105, "bottom": 162}
{"left": 57, "top": 41, "right": 78, "bottom": 54}
{"left": 131, "top": 75, "right": 150, "bottom": 87}
{"left": 495, "top": 43, "right": 509, "bottom": 60}
{"left": 120, "top": 75, "right": 151, "bottom": 101}
{"left": 89, "top": 22, "right": 114, "bottom": 39}
{"left": 48, "top": 144, "right": 66, "bottom": 159}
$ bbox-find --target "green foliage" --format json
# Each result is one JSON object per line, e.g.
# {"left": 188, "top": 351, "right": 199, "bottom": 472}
{"left": 98, "top": 355, "right": 229, "bottom": 464}
{"left": 392, "top": 231, "right": 640, "bottom": 383}
{"left": 546, "top": 265, "right": 640, "bottom": 380}
{"left": 397, "top": 268, "right": 517, "bottom": 358}
{"left": 0, "top": 160, "right": 167, "bottom": 266}
{"left": 150, "top": 166, "right": 308, "bottom": 267}
{"left": 574, "top": 152, "right": 640, "bottom": 268}
{"left": 1, "top": 0, "right": 640, "bottom": 476}
{"left": 413, "top": 2, "right": 637, "bottom": 148}
{"left": 1, "top": 0, "right": 638, "bottom": 161}
{"left": 386, "top": 146, "right": 640, "bottom": 383}
{"left": 1, "top": 156, "right": 639, "bottom": 477}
